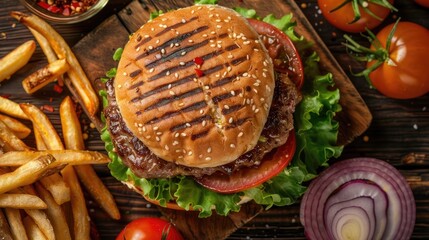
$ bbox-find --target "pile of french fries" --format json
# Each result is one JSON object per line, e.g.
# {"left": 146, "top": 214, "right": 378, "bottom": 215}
{"left": 0, "top": 10, "right": 120, "bottom": 240}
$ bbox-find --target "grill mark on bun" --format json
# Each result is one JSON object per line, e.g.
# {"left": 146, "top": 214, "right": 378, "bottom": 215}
{"left": 135, "top": 25, "right": 209, "bottom": 61}
{"left": 154, "top": 16, "right": 198, "bottom": 37}
{"left": 170, "top": 115, "right": 212, "bottom": 132}
{"left": 230, "top": 56, "right": 247, "bottom": 66}
{"left": 144, "top": 87, "right": 203, "bottom": 111}
{"left": 129, "top": 69, "right": 142, "bottom": 78}
{"left": 130, "top": 75, "right": 195, "bottom": 102}
{"left": 146, "top": 101, "right": 207, "bottom": 124}
{"left": 191, "top": 130, "right": 209, "bottom": 140}
{"left": 212, "top": 91, "right": 240, "bottom": 104}
{"left": 226, "top": 117, "right": 248, "bottom": 129}
{"left": 128, "top": 81, "right": 144, "bottom": 90}
{"left": 222, "top": 104, "right": 244, "bottom": 115}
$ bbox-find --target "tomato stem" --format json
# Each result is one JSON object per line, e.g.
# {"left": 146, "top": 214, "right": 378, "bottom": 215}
{"left": 343, "top": 19, "right": 400, "bottom": 88}
{"left": 330, "top": 0, "right": 397, "bottom": 24}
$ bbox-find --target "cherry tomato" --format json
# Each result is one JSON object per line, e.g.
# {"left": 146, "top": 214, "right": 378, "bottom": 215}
{"left": 116, "top": 218, "right": 183, "bottom": 240}
{"left": 247, "top": 19, "right": 304, "bottom": 89}
{"left": 368, "top": 22, "right": 429, "bottom": 99}
{"left": 415, "top": 0, "right": 429, "bottom": 8}
{"left": 196, "top": 131, "right": 296, "bottom": 193}
{"left": 318, "top": 0, "right": 394, "bottom": 33}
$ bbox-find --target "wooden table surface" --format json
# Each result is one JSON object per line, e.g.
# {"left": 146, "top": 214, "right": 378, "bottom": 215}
{"left": 1, "top": 0, "right": 429, "bottom": 239}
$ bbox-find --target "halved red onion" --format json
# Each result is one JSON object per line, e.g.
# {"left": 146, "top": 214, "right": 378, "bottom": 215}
{"left": 300, "top": 158, "right": 415, "bottom": 240}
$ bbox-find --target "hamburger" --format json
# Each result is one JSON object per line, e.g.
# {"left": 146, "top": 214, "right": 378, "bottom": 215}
{"left": 101, "top": 3, "right": 342, "bottom": 217}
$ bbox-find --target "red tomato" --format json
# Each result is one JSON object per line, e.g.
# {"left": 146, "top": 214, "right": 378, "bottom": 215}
{"left": 196, "top": 131, "right": 296, "bottom": 193}
{"left": 318, "top": 0, "right": 394, "bottom": 33}
{"left": 247, "top": 19, "right": 304, "bottom": 89}
{"left": 116, "top": 218, "right": 183, "bottom": 240}
{"left": 367, "top": 22, "right": 429, "bottom": 99}
{"left": 415, "top": 0, "right": 429, "bottom": 7}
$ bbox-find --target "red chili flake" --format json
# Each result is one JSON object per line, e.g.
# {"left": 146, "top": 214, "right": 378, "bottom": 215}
{"left": 37, "top": 1, "right": 50, "bottom": 9}
{"left": 62, "top": 7, "right": 71, "bottom": 16}
{"left": 48, "top": 5, "right": 61, "bottom": 14}
{"left": 42, "top": 105, "right": 55, "bottom": 113}
{"left": 193, "top": 57, "right": 204, "bottom": 66}
{"left": 195, "top": 68, "right": 204, "bottom": 77}
{"left": 53, "top": 84, "right": 63, "bottom": 94}
{"left": 49, "top": 97, "right": 53, "bottom": 102}
{"left": 1, "top": 95, "right": 11, "bottom": 99}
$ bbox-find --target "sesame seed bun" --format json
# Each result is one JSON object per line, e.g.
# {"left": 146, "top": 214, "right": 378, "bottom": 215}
{"left": 114, "top": 5, "right": 275, "bottom": 168}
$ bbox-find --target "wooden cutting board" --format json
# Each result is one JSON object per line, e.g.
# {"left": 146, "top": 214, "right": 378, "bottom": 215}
{"left": 72, "top": 0, "right": 372, "bottom": 239}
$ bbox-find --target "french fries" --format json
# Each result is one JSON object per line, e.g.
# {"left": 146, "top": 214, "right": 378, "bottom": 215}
{"left": 0, "top": 154, "right": 55, "bottom": 194}
{"left": 0, "top": 194, "right": 47, "bottom": 209}
{"left": 0, "top": 114, "right": 31, "bottom": 139}
{"left": 0, "top": 150, "right": 109, "bottom": 167}
{"left": 22, "top": 59, "right": 69, "bottom": 94}
{"left": 0, "top": 119, "right": 32, "bottom": 151}
{"left": 35, "top": 183, "right": 71, "bottom": 240}
{"left": 29, "top": 28, "right": 58, "bottom": 64}
{"left": 61, "top": 96, "right": 120, "bottom": 220}
{"left": 0, "top": 209, "right": 13, "bottom": 240}
{"left": 24, "top": 209, "right": 54, "bottom": 240}
{"left": 11, "top": 11, "right": 100, "bottom": 117}
{"left": 0, "top": 96, "right": 28, "bottom": 120}
{"left": 0, "top": 40, "right": 36, "bottom": 82}
{"left": 4, "top": 208, "right": 28, "bottom": 240}
{"left": 23, "top": 215, "right": 47, "bottom": 240}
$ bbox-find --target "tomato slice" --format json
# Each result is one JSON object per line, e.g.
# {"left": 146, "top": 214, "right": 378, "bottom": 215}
{"left": 195, "top": 131, "right": 296, "bottom": 193}
{"left": 247, "top": 18, "right": 304, "bottom": 89}
{"left": 116, "top": 217, "right": 183, "bottom": 240}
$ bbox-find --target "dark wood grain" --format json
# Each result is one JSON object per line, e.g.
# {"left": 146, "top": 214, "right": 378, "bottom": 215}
{"left": 1, "top": 0, "right": 429, "bottom": 239}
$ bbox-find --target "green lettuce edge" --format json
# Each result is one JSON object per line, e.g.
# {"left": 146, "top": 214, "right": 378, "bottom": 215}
{"left": 99, "top": 3, "right": 343, "bottom": 218}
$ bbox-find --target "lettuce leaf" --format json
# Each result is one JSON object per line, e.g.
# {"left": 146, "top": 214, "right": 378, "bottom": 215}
{"left": 100, "top": 4, "right": 343, "bottom": 218}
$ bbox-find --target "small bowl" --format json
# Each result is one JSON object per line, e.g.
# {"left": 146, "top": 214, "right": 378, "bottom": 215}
{"left": 20, "top": 0, "right": 109, "bottom": 24}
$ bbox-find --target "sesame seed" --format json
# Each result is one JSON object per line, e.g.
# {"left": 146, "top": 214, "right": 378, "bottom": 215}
{"left": 164, "top": 145, "right": 169, "bottom": 150}
{"left": 188, "top": 151, "right": 193, "bottom": 156}
{"left": 242, "top": 73, "right": 248, "bottom": 77}
{"left": 161, "top": 49, "right": 166, "bottom": 54}
{"left": 227, "top": 54, "right": 233, "bottom": 59}
{"left": 156, "top": 39, "right": 160, "bottom": 44}
{"left": 207, "top": 147, "right": 212, "bottom": 153}
{"left": 166, "top": 71, "right": 171, "bottom": 76}
{"left": 185, "top": 123, "right": 191, "bottom": 127}
{"left": 181, "top": 132, "right": 187, "bottom": 137}
{"left": 136, "top": 47, "right": 141, "bottom": 52}
{"left": 149, "top": 68, "right": 155, "bottom": 73}
{"left": 216, "top": 25, "right": 222, "bottom": 29}
{"left": 179, "top": 102, "right": 184, "bottom": 106}
{"left": 255, "top": 109, "right": 260, "bottom": 113}
{"left": 169, "top": 90, "right": 175, "bottom": 95}
{"left": 205, "top": 157, "right": 212, "bottom": 161}
{"left": 243, "top": 41, "right": 250, "bottom": 45}
{"left": 188, "top": 39, "right": 194, "bottom": 43}
{"left": 168, "top": 84, "right": 172, "bottom": 89}
{"left": 211, "top": 31, "right": 216, "bottom": 35}
{"left": 254, "top": 48, "right": 259, "bottom": 52}
{"left": 210, "top": 44, "right": 216, "bottom": 48}
{"left": 151, "top": 28, "right": 155, "bottom": 31}
{"left": 174, "top": 43, "right": 180, "bottom": 47}
{"left": 144, "top": 34, "right": 149, "bottom": 38}
{"left": 202, "top": 120, "right": 207, "bottom": 126}
{"left": 148, "top": 45, "right": 153, "bottom": 50}
{"left": 146, "top": 135, "right": 151, "bottom": 139}
{"left": 170, "top": 43, "right": 174, "bottom": 48}
{"left": 217, "top": 44, "right": 222, "bottom": 48}
{"left": 229, "top": 117, "right": 233, "bottom": 123}
{"left": 227, "top": 66, "right": 232, "bottom": 72}
{"left": 224, "top": 105, "right": 230, "bottom": 109}
{"left": 142, "top": 126, "right": 147, "bottom": 132}
{"left": 156, "top": 136, "right": 160, "bottom": 142}
{"left": 179, "top": 62, "right": 185, "bottom": 66}
{"left": 175, "top": 133, "right": 180, "bottom": 138}
{"left": 262, "top": 72, "right": 267, "bottom": 78}
{"left": 156, "top": 132, "right": 162, "bottom": 136}
{"left": 123, "top": 72, "right": 127, "bottom": 76}
{"left": 181, "top": 19, "right": 186, "bottom": 23}
{"left": 200, "top": 109, "right": 204, "bottom": 114}
{"left": 118, "top": 84, "right": 122, "bottom": 89}
{"left": 230, "top": 144, "right": 235, "bottom": 148}
{"left": 238, "top": 132, "right": 243, "bottom": 137}
{"left": 215, "top": 19, "right": 221, "bottom": 22}
{"left": 181, "top": 51, "right": 187, "bottom": 56}
{"left": 178, "top": 155, "right": 184, "bottom": 159}
{"left": 173, "top": 141, "right": 179, "bottom": 146}
{"left": 202, "top": 34, "right": 208, "bottom": 37}
{"left": 209, "top": 14, "right": 213, "bottom": 18}
{"left": 153, "top": 126, "right": 159, "bottom": 130}
{"left": 231, "top": 90, "right": 235, "bottom": 96}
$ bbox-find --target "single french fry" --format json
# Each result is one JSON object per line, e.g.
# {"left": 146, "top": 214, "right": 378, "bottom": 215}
{"left": 34, "top": 127, "right": 47, "bottom": 150}
{"left": 60, "top": 96, "right": 120, "bottom": 219}
{"left": 0, "top": 119, "right": 32, "bottom": 151}
{"left": 29, "top": 28, "right": 57, "bottom": 64}
{"left": 34, "top": 183, "right": 71, "bottom": 240}
{"left": 38, "top": 173, "right": 70, "bottom": 206}
{"left": 0, "top": 154, "right": 55, "bottom": 194}
{"left": 0, "top": 40, "right": 36, "bottom": 82}
{"left": 0, "top": 209, "right": 13, "bottom": 240}
{"left": 0, "top": 114, "right": 31, "bottom": 139}
{"left": 0, "top": 96, "right": 28, "bottom": 119}
{"left": 22, "top": 59, "right": 69, "bottom": 94}
{"left": 23, "top": 214, "right": 49, "bottom": 240}
{"left": 75, "top": 165, "right": 121, "bottom": 220}
{"left": 0, "top": 194, "right": 46, "bottom": 209}
{"left": 19, "top": 103, "right": 64, "bottom": 150}
{"left": 0, "top": 150, "right": 109, "bottom": 167}
{"left": 62, "top": 166, "right": 90, "bottom": 239}
{"left": 11, "top": 11, "right": 100, "bottom": 116}
{"left": 4, "top": 208, "right": 28, "bottom": 240}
